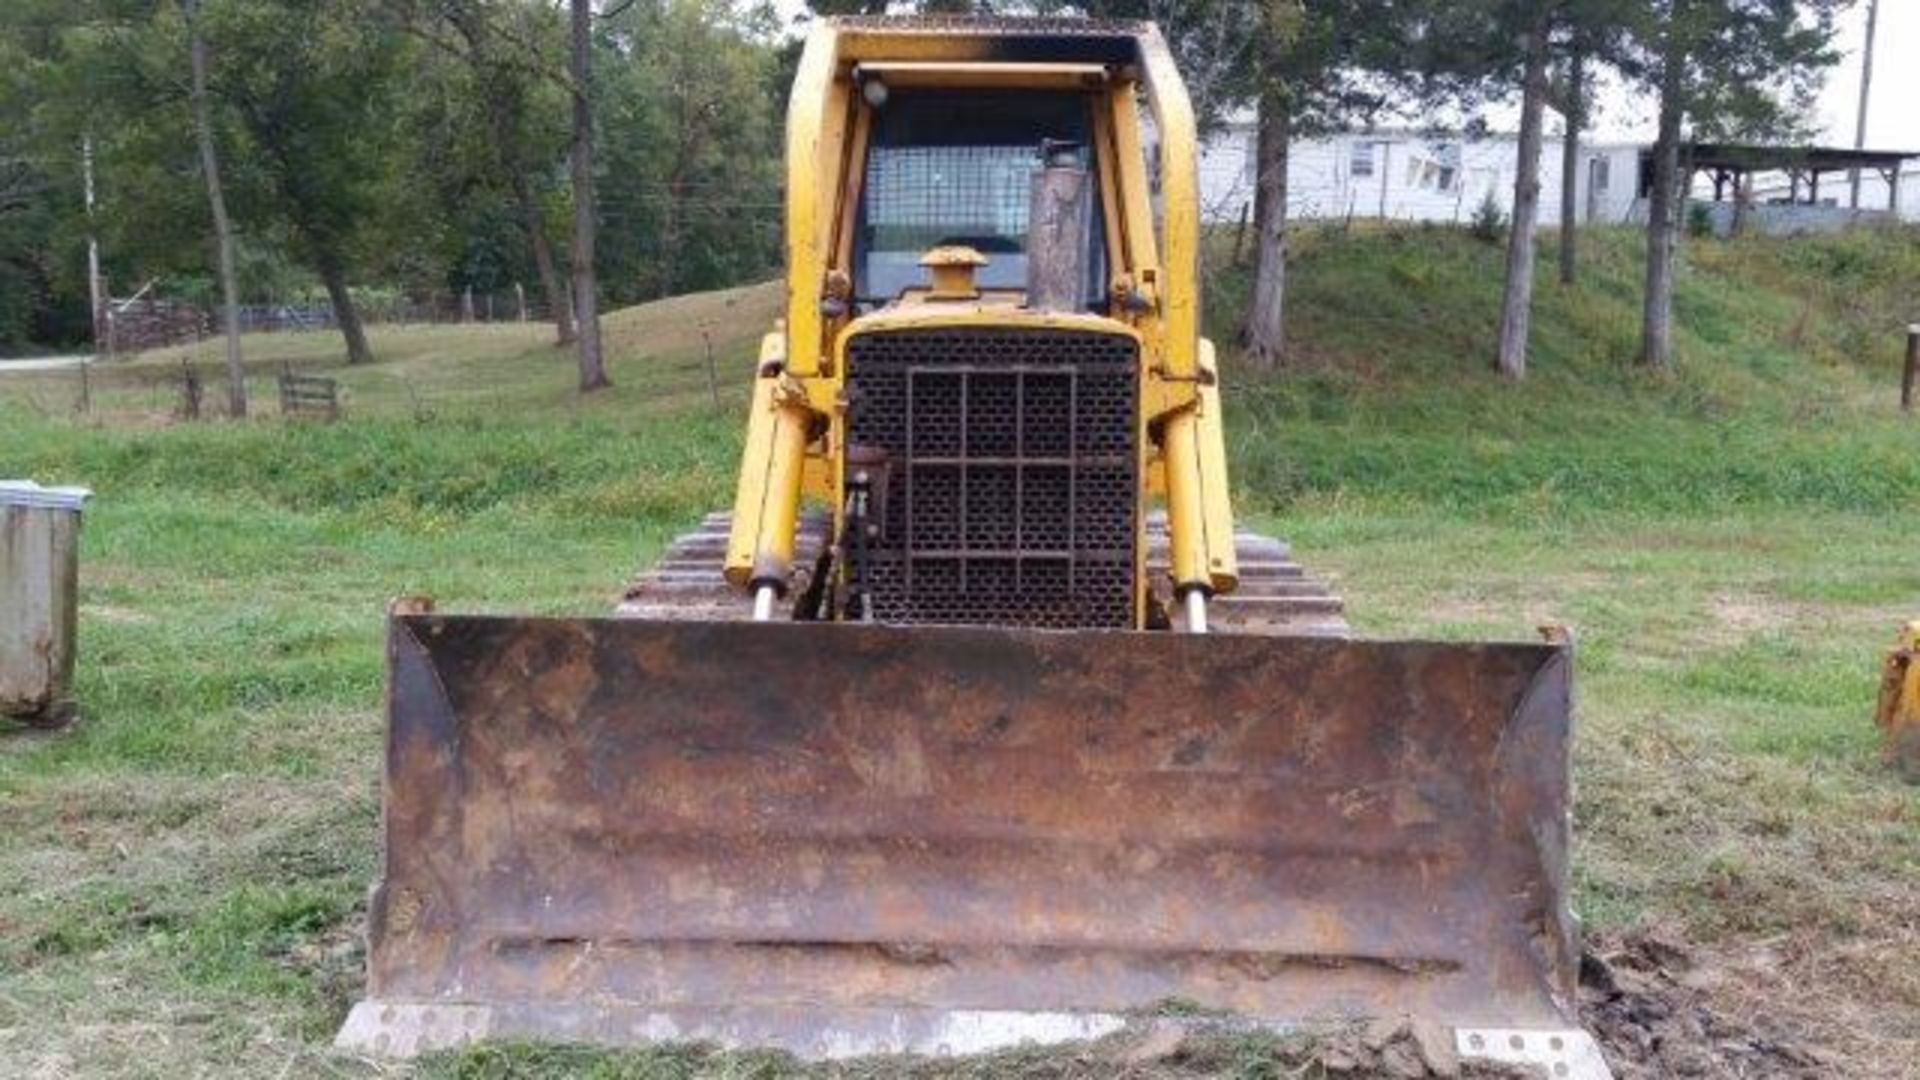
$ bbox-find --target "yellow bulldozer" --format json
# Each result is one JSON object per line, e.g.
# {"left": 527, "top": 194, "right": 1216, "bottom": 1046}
{"left": 338, "top": 17, "right": 1606, "bottom": 1078}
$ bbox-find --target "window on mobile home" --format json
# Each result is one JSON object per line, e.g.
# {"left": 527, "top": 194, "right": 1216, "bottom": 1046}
{"left": 1350, "top": 141, "right": 1374, "bottom": 178}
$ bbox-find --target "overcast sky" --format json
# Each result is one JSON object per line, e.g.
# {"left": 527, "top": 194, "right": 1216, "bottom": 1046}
{"left": 1806, "top": 0, "right": 1915, "bottom": 151}
{"left": 774, "top": 0, "right": 1918, "bottom": 151}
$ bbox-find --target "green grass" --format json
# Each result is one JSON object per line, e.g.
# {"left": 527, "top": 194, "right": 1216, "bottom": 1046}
{"left": 2, "top": 228, "right": 1918, "bottom": 1076}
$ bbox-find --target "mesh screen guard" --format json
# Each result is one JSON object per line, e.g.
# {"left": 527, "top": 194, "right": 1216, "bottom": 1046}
{"left": 845, "top": 327, "right": 1139, "bottom": 629}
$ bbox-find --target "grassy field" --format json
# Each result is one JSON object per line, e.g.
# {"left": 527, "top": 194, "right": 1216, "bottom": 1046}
{"left": 2, "top": 226, "right": 1917, "bottom": 1078}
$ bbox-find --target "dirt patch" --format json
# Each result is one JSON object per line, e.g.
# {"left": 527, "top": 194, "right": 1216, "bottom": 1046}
{"left": 1411, "top": 593, "right": 1569, "bottom": 632}
{"left": 1701, "top": 592, "right": 1800, "bottom": 646}
{"left": 1581, "top": 931, "right": 1840, "bottom": 1078}
{"left": 80, "top": 603, "right": 153, "bottom": 624}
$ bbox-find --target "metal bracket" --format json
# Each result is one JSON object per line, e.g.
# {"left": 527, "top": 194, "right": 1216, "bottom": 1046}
{"left": 1457, "top": 1027, "right": 1612, "bottom": 1080}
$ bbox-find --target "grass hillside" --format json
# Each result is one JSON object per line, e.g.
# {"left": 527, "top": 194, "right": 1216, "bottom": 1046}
{"left": 1, "top": 225, "right": 1916, "bottom": 1077}
{"left": 1206, "top": 224, "right": 1919, "bottom": 517}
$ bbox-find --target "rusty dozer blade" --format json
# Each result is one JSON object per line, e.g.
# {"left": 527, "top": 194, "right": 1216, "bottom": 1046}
{"left": 339, "top": 616, "right": 1583, "bottom": 1063}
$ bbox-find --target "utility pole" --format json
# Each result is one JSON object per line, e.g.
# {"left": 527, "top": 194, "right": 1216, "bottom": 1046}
{"left": 83, "top": 136, "right": 103, "bottom": 355}
{"left": 1850, "top": 0, "right": 1878, "bottom": 209}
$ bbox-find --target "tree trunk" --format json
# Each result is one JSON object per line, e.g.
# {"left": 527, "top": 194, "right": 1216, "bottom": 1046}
{"left": 511, "top": 169, "right": 575, "bottom": 346}
{"left": 1240, "top": 88, "right": 1290, "bottom": 371}
{"left": 1640, "top": 52, "right": 1684, "bottom": 370}
{"left": 316, "top": 248, "right": 373, "bottom": 366}
{"left": 569, "top": 0, "right": 610, "bottom": 393}
{"left": 185, "top": 0, "right": 246, "bottom": 418}
{"left": 1495, "top": 20, "right": 1550, "bottom": 381}
{"left": 1557, "top": 50, "right": 1583, "bottom": 287}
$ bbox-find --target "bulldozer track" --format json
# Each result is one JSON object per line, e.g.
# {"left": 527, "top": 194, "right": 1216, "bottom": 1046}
{"left": 618, "top": 511, "right": 1347, "bottom": 636}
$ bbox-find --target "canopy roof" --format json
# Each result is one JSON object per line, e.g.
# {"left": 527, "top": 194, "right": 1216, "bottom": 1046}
{"left": 1681, "top": 142, "right": 1919, "bottom": 173}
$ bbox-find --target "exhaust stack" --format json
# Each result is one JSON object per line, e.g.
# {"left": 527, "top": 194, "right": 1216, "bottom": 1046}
{"left": 1026, "top": 140, "right": 1092, "bottom": 313}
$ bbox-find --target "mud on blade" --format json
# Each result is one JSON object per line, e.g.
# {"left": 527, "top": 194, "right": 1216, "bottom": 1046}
{"left": 347, "top": 616, "right": 1576, "bottom": 1055}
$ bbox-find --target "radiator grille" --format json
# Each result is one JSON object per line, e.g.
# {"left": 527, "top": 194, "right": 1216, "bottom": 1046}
{"left": 845, "top": 327, "right": 1138, "bottom": 628}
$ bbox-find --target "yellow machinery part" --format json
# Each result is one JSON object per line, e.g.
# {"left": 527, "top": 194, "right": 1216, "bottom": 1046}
{"left": 755, "top": 18, "right": 1216, "bottom": 618}
{"left": 1876, "top": 621, "right": 1920, "bottom": 780}
{"left": 780, "top": 27, "right": 845, "bottom": 379}
{"left": 1160, "top": 339, "right": 1238, "bottom": 596}
{"left": 724, "top": 332, "right": 818, "bottom": 592}
{"left": 1133, "top": 31, "right": 1200, "bottom": 382}
{"left": 782, "top": 21, "right": 1201, "bottom": 386}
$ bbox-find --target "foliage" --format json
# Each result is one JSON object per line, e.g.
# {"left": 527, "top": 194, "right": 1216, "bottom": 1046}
{"left": 1, "top": 0, "right": 787, "bottom": 352}
{"left": 1468, "top": 190, "right": 1508, "bottom": 243}
{"left": 1393, "top": 0, "right": 1641, "bottom": 113}
{"left": 202, "top": 3, "right": 403, "bottom": 274}
{"left": 595, "top": 0, "right": 783, "bottom": 303}
{"left": 1631, "top": 0, "right": 1846, "bottom": 141}
{"left": 376, "top": 0, "right": 576, "bottom": 299}
{"left": 1685, "top": 200, "right": 1714, "bottom": 237}
{"left": 0, "top": 1, "right": 164, "bottom": 352}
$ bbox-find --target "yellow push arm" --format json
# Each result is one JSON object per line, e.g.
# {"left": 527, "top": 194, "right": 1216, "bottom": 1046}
{"left": 1161, "top": 338, "right": 1238, "bottom": 598}
{"left": 725, "top": 332, "right": 817, "bottom": 597}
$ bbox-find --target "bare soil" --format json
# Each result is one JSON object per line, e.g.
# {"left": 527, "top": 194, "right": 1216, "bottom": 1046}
{"left": 1581, "top": 932, "right": 1847, "bottom": 1078}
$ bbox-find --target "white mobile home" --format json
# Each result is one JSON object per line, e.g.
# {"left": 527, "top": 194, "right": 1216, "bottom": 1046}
{"left": 1197, "top": 122, "right": 1643, "bottom": 228}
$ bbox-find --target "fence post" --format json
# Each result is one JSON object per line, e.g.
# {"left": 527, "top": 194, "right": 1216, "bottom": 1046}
{"left": 1904, "top": 324, "right": 1918, "bottom": 413}
{"left": 178, "top": 359, "right": 202, "bottom": 421}
{"left": 515, "top": 283, "right": 528, "bottom": 322}
{"left": 703, "top": 328, "right": 720, "bottom": 411}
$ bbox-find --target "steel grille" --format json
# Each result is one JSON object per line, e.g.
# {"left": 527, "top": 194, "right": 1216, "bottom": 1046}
{"left": 846, "top": 328, "right": 1138, "bottom": 628}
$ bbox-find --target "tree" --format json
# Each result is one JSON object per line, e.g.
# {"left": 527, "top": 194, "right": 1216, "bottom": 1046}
{"left": 1554, "top": 49, "right": 1586, "bottom": 285}
{"left": 1632, "top": 0, "right": 1844, "bottom": 369}
{"left": 206, "top": 0, "right": 407, "bottom": 366}
{"left": 1641, "top": 33, "right": 1685, "bottom": 370}
{"left": 1063, "top": 0, "right": 1399, "bottom": 369}
{"left": 1402, "top": 0, "right": 1635, "bottom": 380}
{"left": 568, "top": 0, "right": 609, "bottom": 391}
{"left": 0, "top": 0, "right": 174, "bottom": 354}
{"left": 1236, "top": 1, "right": 1428, "bottom": 369}
{"left": 401, "top": 0, "right": 577, "bottom": 346}
{"left": 1494, "top": 10, "right": 1551, "bottom": 380}
{"left": 1243, "top": 77, "right": 1292, "bottom": 367}
{"left": 596, "top": 0, "right": 782, "bottom": 303}
{"left": 183, "top": 0, "right": 245, "bottom": 415}
{"left": 0, "top": 5, "right": 69, "bottom": 353}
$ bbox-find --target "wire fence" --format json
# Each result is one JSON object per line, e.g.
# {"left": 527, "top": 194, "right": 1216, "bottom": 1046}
{"left": 233, "top": 289, "right": 555, "bottom": 335}
{"left": 95, "top": 287, "right": 562, "bottom": 356}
